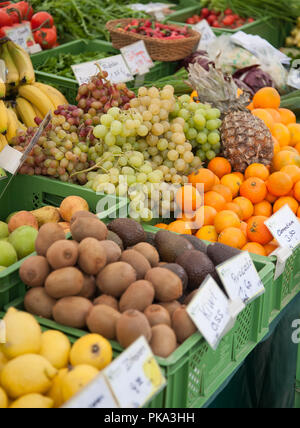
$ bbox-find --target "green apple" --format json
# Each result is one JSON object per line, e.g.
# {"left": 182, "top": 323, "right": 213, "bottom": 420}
{"left": 8, "top": 226, "right": 38, "bottom": 260}
{"left": 0, "top": 266, "right": 6, "bottom": 272}
{"left": 0, "top": 221, "right": 9, "bottom": 239}
{"left": 0, "top": 241, "right": 18, "bottom": 267}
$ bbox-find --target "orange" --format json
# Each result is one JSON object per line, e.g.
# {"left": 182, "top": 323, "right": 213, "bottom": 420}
{"left": 233, "top": 197, "right": 254, "bottom": 221}
{"left": 266, "top": 192, "right": 277, "bottom": 204}
{"left": 297, "top": 206, "right": 300, "bottom": 218}
{"left": 224, "top": 202, "right": 243, "bottom": 219}
{"left": 240, "top": 177, "right": 267, "bottom": 204}
{"left": 254, "top": 201, "right": 272, "bottom": 217}
{"left": 295, "top": 143, "right": 300, "bottom": 154}
{"left": 212, "top": 184, "right": 233, "bottom": 203}
{"left": 272, "top": 150, "right": 300, "bottom": 171}
{"left": 214, "top": 175, "right": 220, "bottom": 186}
{"left": 273, "top": 196, "right": 299, "bottom": 214}
{"left": 244, "top": 163, "right": 270, "bottom": 181}
{"left": 218, "top": 227, "right": 247, "bottom": 249}
{"left": 253, "top": 87, "right": 281, "bottom": 109}
{"left": 247, "top": 216, "right": 273, "bottom": 245}
{"left": 267, "top": 171, "right": 293, "bottom": 197}
{"left": 232, "top": 172, "right": 245, "bottom": 182}
{"left": 186, "top": 205, "right": 217, "bottom": 229}
{"left": 278, "top": 108, "right": 296, "bottom": 125}
{"left": 252, "top": 109, "right": 274, "bottom": 131}
{"left": 240, "top": 221, "right": 248, "bottom": 237}
{"left": 294, "top": 182, "right": 300, "bottom": 202}
{"left": 220, "top": 174, "right": 243, "bottom": 197}
{"left": 208, "top": 157, "right": 232, "bottom": 179}
{"left": 272, "top": 123, "right": 291, "bottom": 147}
{"left": 195, "top": 225, "right": 218, "bottom": 242}
{"left": 265, "top": 108, "right": 281, "bottom": 124}
{"left": 204, "top": 191, "right": 226, "bottom": 212}
{"left": 282, "top": 146, "right": 298, "bottom": 153}
{"left": 168, "top": 220, "right": 192, "bottom": 235}
{"left": 273, "top": 137, "right": 280, "bottom": 155}
{"left": 190, "top": 90, "right": 198, "bottom": 102}
{"left": 242, "top": 242, "right": 267, "bottom": 256}
{"left": 155, "top": 223, "right": 168, "bottom": 230}
{"left": 287, "top": 124, "right": 300, "bottom": 146}
{"left": 264, "top": 242, "right": 278, "bottom": 256}
{"left": 175, "top": 185, "right": 202, "bottom": 214}
{"left": 247, "top": 101, "right": 254, "bottom": 111}
{"left": 280, "top": 165, "right": 300, "bottom": 184}
{"left": 188, "top": 168, "right": 216, "bottom": 193}
{"left": 214, "top": 210, "right": 241, "bottom": 234}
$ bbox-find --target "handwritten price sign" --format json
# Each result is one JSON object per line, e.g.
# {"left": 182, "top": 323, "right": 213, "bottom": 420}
{"left": 265, "top": 204, "right": 300, "bottom": 251}
{"left": 121, "top": 41, "right": 154, "bottom": 75}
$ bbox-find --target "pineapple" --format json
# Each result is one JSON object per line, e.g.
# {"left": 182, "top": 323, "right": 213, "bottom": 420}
{"left": 188, "top": 63, "right": 274, "bottom": 173}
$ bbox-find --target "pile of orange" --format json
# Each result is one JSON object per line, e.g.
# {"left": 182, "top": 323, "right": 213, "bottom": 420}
{"left": 155, "top": 88, "right": 300, "bottom": 258}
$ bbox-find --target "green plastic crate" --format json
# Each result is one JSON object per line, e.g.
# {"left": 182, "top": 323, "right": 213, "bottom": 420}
{"left": 31, "top": 39, "right": 179, "bottom": 104}
{"left": 0, "top": 174, "right": 128, "bottom": 310}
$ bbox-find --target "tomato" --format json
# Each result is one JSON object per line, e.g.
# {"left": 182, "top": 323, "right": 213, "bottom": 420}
{"left": 34, "top": 26, "right": 57, "bottom": 49}
{"left": 201, "top": 8, "right": 210, "bottom": 18}
{"left": 31, "top": 11, "right": 54, "bottom": 30}
{"left": 248, "top": 18, "right": 255, "bottom": 23}
{"left": 0, "top": 9, "right": 13, "bottom": 27}
{"left": 223, "top": 15, "right": 235, "bottom": 26}
{"left": 212, "top": 20, "right": 221, "bottom": 28}
{"left": 224, "top": 8, "right": 233, "bottom": 15}
{"left": 3, "top": 5, "right": 22, "bottom": 24}
{"left": 207, "top": 15, "right": 217, "bottom": 25}
{"left": 186, "top": 18, "right": 195, "bottom": 24}
{"left": 16, "top": 1, "right": 33, "bottom": 20}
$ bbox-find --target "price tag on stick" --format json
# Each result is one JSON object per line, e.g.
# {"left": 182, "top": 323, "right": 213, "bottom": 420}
{"left": 121, "top": 41, "right": 154, "bottom": 76}
{"left": 104, "top": 336, "right": 166, "bottom": 408}
{"left": 216, "top": 252, "right": 265, "bottom": 304}
{"left": 265, "top": 204, "right": 300, "bottom": 251}
{"left": 5, "top": 23, "right": 36, "bottom": 52}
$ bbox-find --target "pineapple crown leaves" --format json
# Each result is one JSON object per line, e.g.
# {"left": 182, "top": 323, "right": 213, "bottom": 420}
{"left": 188, "top": 63, "right": 251, "bottom": 114}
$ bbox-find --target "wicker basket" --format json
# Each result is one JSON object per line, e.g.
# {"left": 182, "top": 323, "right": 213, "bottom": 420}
{"left": 106, "top": 19, "right": 201, "bottom": 62}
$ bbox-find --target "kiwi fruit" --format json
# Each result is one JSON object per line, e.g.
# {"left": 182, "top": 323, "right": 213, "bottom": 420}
{"left": 71, "top": 217, "right": 108, "bottom": 242}
{"left": 116, "top": 310, "right": 152, "bottom": 348}
{"left": 154, "top": 230, "right": 194, "bottom": 263}
{"left": 108, "top": 218, "right": 146, "bottom": 248}
{"left": 145, "top": 268, "right": 183, "bottom": 302}
{"left": 86, "top": 305, "right": 121, "bottom": 340}
{"left": 132, "top": 243, "right": 160, "bottom": 267}
{"left": 184, "top": 290, "right": 198, "bottom": 306}
{"left": 94, "top": 295, "right": 119, "bottom": 311}
{"left": 96, "top": 262, "right": 136, "bottom": 297}
{"left": 120, "top": 249, "right": 151, "bottom": 280}
{"left": 45, "top": 267, "right": 84, "bottom": 299}
{"left": 35, "top": 223, "right": 65, "bottom": 256}
{"left": 46, "top": 240, "right": 78, "bottom": 270}
{"left": 24, "top": 287, "right": 56, "bottom": 319}
{"left": 99, "top": 240, "right": 121, "bottom": 264}
{"left": 78, "top": 238, "right": 107, "bottom": 275}
{"left": 144, "top": 305, "right": 171, "bottom": 327}
{"left": 107, "top": 231, "right": 124, "bottom": 251}
{"left": 176, "top": 250, "right": 215, "bottom": 291}
{"left": 181, "top": 234, "right": 208, "bottom": 254}
{"left": 78, "top": 274, "right": 96, "bottom": 299}
{"left": 150, "top": 325, "right": 177, "bottom": 358}
{"left": 172, "top": 306, "right": 197, "bottom": 344}
{"left": 158, "top": 262, "right": 167, "bottom": 267}
{"left": 159, "top": 301, "right": 181, "bottom": 318}
{"left": 19, "top": 256, "right": 50, "bottom": 288}
{"left": 146, "top": 232, "right": 156, "bottom": 247}
{"left": 52, "top": 297, "right": 93, "bottom": 328}
{"left": 119, "top": 280, "right": 154, "bottom": 313}
{"left": 70, "top": 210, "right": 97, "bottom": 225}
{"left": 207, "top": 242, "right": 241, "bottom": 266}
{"left": 162, "top": 263, "right": 188, "bottom": 293}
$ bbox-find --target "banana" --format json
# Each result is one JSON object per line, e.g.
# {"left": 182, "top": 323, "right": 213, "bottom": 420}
{"left": 7, "top": 40, "right": 35, "bottom": 85}
{"left": 33, "top": 82, "right": 68, "bottom": 108}
{"left": 18, "top": 84, "right": 55, "bottom": 117}
{"left": 0, "top": 101, "right": 8, "bottom": 134}
{"left": 16, "top": 97, "right": 37, "bottom": 128}
{"left": 6, "top": 108, "right": 18, "bottom": 142}
{"left": 7, "top": 106, "right": 27, "bottom": 132}
{"left": 32, "top": 104, "right": 44, "bottom": 120}
{"left": 1, "top": 43, "right": 19, "bottom": 87}
{"left": 0, "top": 77, "right": 6, "bottom": 99}
{"left": 0, "top": 134, "right": 7, "bottom": 152}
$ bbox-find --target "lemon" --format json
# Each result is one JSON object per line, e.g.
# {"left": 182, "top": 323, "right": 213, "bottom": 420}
{"left": 0, "top": 387, "right": 8, "bottom": 408}
{"left": 0, "top": 308, "right": 42, "bottom": 359}
{"left": 47, "top": 368, "right": 68, "bottom": 408}
{"left": 10, "top": 394, "right": 54, "bottom": 409}
{"left": 1, "top": 354, "right": 57, "bottom": 399}
{"left": 61, "top": 365, "right": 99, "bottom": 403}
{"left": 40, "top": 331, "right": 71, "bottom": 369}
{"left": 0, "top": 350, "right": 8, "bottom": 375}
{"left": 70, "top": 334, "right": 112, "bottom": 370}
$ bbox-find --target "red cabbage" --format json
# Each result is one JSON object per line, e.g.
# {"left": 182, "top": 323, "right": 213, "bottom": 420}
{"left": 233, "top": 65, "right": 275, "bottom": 95}
{"left": 181, "top": 50, "right": 215, "bottom": 72}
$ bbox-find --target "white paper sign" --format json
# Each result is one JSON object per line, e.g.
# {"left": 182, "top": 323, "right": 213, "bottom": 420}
{"left": 216, "top": 252, "right": 265, "bottom": 304}
{"left": 121, "top": 41, "right": 154, "bottom": 76}
{"left": 271, "top": 246, "right": 293, "bottom": 280}
{"left": 5, "top": 23, "right": 35, "bottom": 52}
{"left": 187, "top": 275, "right": 231, "bottom": 350}
{"left": 265, "top": 204, "right": 300, "bottom": 251}
{"left": 72, "top": 55, "right": 133, "bottom": 86}
{"left": 63, "top": 374, "right": 118, "bottom": 409}
{"left": 104, "top": 336, "right": 166, "bottom": 408}
{"left": 193, "top": 20, "right": 216, "bottom": 51}
{"left": 0, "top": 145, "right": 23, "bottom": 174}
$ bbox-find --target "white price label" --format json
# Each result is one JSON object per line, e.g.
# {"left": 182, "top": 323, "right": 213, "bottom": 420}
{"left": 193, "top": 20, "right": 216, "bottom": 50}
{"left": 72, "top": 55, "right": 133, "bottom": 85}
{"left": 63, "top": 374, "right": 118, "bottom": 409}
{"left": 121, "top": 41, "right": 154, "bottom": 76}
{"left": 216, "top": 252, "right": 265, "bottom": 304}
{"left": 0, "top": 145, "right": 23, "bottom": 174}
{"left": 104, "top": 336, "right": 166, "bottom": 408}
{"left": 5, "top": 23, "right": 35, "bottom": 51}
{"left": 265, "top": 204, "right": 300, "bottom": 251}
{"left": 187, "top": 275, "right": 231, "bottom": 350}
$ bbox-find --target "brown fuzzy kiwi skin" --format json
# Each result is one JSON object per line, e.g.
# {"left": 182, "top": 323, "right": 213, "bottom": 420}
{"left": 145, "top": 268, "right": 183, "bottom": 302}
{"left": 86, "top": 305, "right": 121, "bottom": 340}
{"left": 70, "top": 211, "right": 97, "bottom": 226}
{"left": 52, "top": 297, "right": 93, "bottom": 328}
{"left": 45, "top": 267, "right": 84, "bottom": 299}
{"left": 24, "top": 287, "right": 56, "bottom": 319}
{"left": 150, "top": 325, "right": 177, "bottom": 358}
{"left": 96, "top": 262, "right": 137, "bottom": 298}
{"left": 116, "top": 310, "right": 152, "bottom": 349}
{"left": 19, "top": 256, "right": 50, "bottom": 288}
{"left": 184, "top": 290, "right": 198, "bottom": 306}
{"left": 93, "top": 295, "right": 119, "bottom": 311}
{"left": 99, "top": 241, "right": 122, "bottom": 264}
{"left": 107, "top": 231, "right": 124, "bottom": 251}
{"left": 119, "top": 280, "right": 154, "bottom": 313}
{"left": 77, "top": 238, "right": 107, "bottom": 275}
{"left": 159, "top": 301, "right": 181, "bottom": 319}
{"left": 120, "top": 249, "right": 151, "bottom": 280}
{"left": 35, "top": 223, "right": 65, "bottom": 256}
{"left": 144, "top": 305, "right": 171, "bottom": 327}
{"left": 46, "top": 240, "right": 79, "bottom": 270}
{"left": 78, "top": 274, "right": 96, "bottom": 299}
{"left": 132, "top": 243, "right": 160, "bottom": 267}
{"left": 71, "top": 217, "right": 108, "bottom": 242}
{"left": 172, "top": 306, "right": 197, "bottom": 344}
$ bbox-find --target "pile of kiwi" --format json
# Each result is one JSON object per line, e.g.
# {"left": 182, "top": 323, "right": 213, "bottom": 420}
{"left": 19, "top": 214, "right": 240, "bottom": 359}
